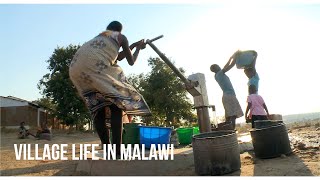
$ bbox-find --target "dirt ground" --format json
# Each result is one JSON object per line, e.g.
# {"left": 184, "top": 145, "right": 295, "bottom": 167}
{"left": 0, "top": 124, "right": 319, "bottom": 176}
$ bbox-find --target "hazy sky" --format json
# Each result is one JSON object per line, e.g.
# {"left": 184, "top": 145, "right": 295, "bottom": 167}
{"left": 1, "top": 2, "right": 320, "bottom": 122}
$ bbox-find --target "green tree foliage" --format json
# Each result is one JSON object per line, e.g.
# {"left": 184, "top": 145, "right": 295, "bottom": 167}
{"left": 32, "top": 97, "right": 57, "bottom": 120}
{"left": 38, "top": 45, "right": 90, "bottom": 126}
{"left": 128, "top": 57, "right": 196, "bottom": 127}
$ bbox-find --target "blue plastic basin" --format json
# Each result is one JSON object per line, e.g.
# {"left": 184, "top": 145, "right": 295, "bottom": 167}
{"left": 139, "top": 126, "right": 172, "bottom": 149}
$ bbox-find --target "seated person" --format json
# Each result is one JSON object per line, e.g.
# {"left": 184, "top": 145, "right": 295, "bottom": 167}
{"left": 18, "top": 122, "right": 35, "bottom": 139}
{"left": 35, "top": 124, "right": 51, "bottom": 139}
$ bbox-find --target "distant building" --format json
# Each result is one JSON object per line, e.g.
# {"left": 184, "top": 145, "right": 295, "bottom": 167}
{"left": 0, "top": 96, "right": 47, "bottom": 129}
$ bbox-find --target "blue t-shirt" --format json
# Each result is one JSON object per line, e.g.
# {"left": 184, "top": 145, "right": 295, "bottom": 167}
{"left": 248, "top": 72, "right": 260, "bottom": 91}
{"left": 215, "top": 70, "right": 235, "bottom": 95}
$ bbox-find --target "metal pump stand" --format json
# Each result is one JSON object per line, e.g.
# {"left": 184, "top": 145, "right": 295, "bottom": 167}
{"left": 146, "top": 35, "right": 214, "bottom": 133}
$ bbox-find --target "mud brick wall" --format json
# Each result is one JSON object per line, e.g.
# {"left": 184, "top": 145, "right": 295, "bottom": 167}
{"left": 0, "top": 106, "right": 46, "bottom": 128}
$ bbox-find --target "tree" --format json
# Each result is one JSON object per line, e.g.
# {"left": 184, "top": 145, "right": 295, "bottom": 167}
{"left": 128, "top": 57, "right": 196, "bottom": 127}
{"left": 38, "top": 45, "right": 90, "bottom": 128}
{"left": 32, "top": 97, "right": 58, "bottom": 129}
{"left": 32, "top": 97, "right": 57, "bottom": 119}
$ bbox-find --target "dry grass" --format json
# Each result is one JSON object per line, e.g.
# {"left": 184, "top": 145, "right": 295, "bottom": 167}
{"left": 288, "top": 119, "right": 320, "bottom": 130}
{"left": 1, "top": 127, "right": 19, "bottom": 133}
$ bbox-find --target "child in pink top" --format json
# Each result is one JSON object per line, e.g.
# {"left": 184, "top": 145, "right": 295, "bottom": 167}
{"left": 245, "top": 85, "right": 270, "bottom": 128}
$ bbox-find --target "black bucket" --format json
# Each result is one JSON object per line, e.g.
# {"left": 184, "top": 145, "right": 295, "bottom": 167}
{"left": 192, "top": 130, "right": 241, "bottom": 175}
{"left": 254, "top": 120, "right": 283, "bottom": 129}
{"left": 250, "top": 123, "right": 292, "bottom": 159}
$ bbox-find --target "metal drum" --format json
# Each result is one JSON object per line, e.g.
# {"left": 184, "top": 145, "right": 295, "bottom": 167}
{"left": 192, "top": 130, "right": 241, "bottom": 175}
{"left": 254, "top": 120, "right": 283, "bottom": 129}
{"left": 269, "top": 114, "right": 283, "bottom": 120}
{"left": 250, "top": 123, "right": 292, "bottom": 159}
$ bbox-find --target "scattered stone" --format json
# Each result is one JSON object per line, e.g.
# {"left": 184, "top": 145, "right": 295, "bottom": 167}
{"left": 297, "top": 142, "right": 307, "bottom": 150}
{"left": 307, "top": 135, "right": 316, "bottom": 139}
{"left": 293, "top": 149, "right": 299, "bottom": 153}
{"left": 266, "top": 167, "right": 274, "bottom": 172}
{"left": 308, "top": 151, "right": 317, "bottom": 156}
{"left": 280, "top": 154, "right": 286, "bottom": 158}
{"left": 316, "top": 127, "right": 320, "bottom": 131}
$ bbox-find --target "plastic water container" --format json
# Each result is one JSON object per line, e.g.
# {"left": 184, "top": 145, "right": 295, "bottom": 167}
{"left": 139, "top": 126, "right": 172, "bottom": 149}
{"left": 235, "top": 50, "right": 257, "bottom": 69}
{"left": 123, "top": 123, "right": 145, "bottom": 145}
{"left": 193, "top": 127, "right": 200, "bottom": 135}
{"left": 176, "top": 127, "right": 194, "bottom": 145}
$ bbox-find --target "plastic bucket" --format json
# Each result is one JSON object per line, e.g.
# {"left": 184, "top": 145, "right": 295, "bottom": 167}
{"left": 139, "top": 126, "right": 172, "bottom": 149}
{"left": 192, "top": 130, "right": 241, "bottom": 175}
{"left": 176, "top": 128, "right": 194, "bottom": 145}
{"left": 235, "top": 50, "right": 257, "bottom": 69}
{"left": 123, "top": 123, "right": 145, "bottom": 145}
{"left": 193, "top": 127, "right": 200, "bottom": 135}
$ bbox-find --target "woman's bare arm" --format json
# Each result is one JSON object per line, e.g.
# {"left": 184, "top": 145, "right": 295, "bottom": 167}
{"left": 222, "top": 51, "right": 239, "bottom": 73}
{"left": 117, "top": 35, "right": 144, "bottom": 66}
{"left": 245, "top": 102, "right": 252, "bottom": 119}
{"left": 117, "top": 35, "right": 138, "bottom": 61}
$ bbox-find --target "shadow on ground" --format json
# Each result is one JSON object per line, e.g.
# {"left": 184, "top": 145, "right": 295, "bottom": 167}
{"left": 0, "top": 161, "right": 77, "bottom": 176}
{"left": 252, "top": 152, "right": 314, "bottom": 176}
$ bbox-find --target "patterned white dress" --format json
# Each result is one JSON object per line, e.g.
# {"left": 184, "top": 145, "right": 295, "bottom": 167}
{"left": 69, "top": 30, "right": 151, "bottom": 118}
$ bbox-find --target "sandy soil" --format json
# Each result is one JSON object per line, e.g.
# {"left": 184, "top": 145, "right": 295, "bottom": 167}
{"left": 0, "top": 125, "right": 319, "bottom": 176}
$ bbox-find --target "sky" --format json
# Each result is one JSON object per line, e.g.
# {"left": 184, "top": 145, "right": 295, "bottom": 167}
{"left": 1, "top": 2, "right": 320, "bottom": 122}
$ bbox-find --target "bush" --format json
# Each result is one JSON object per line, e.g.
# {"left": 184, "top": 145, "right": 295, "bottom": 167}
{"left": 304, "top": 122, "right": 312, "bottom": 127}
